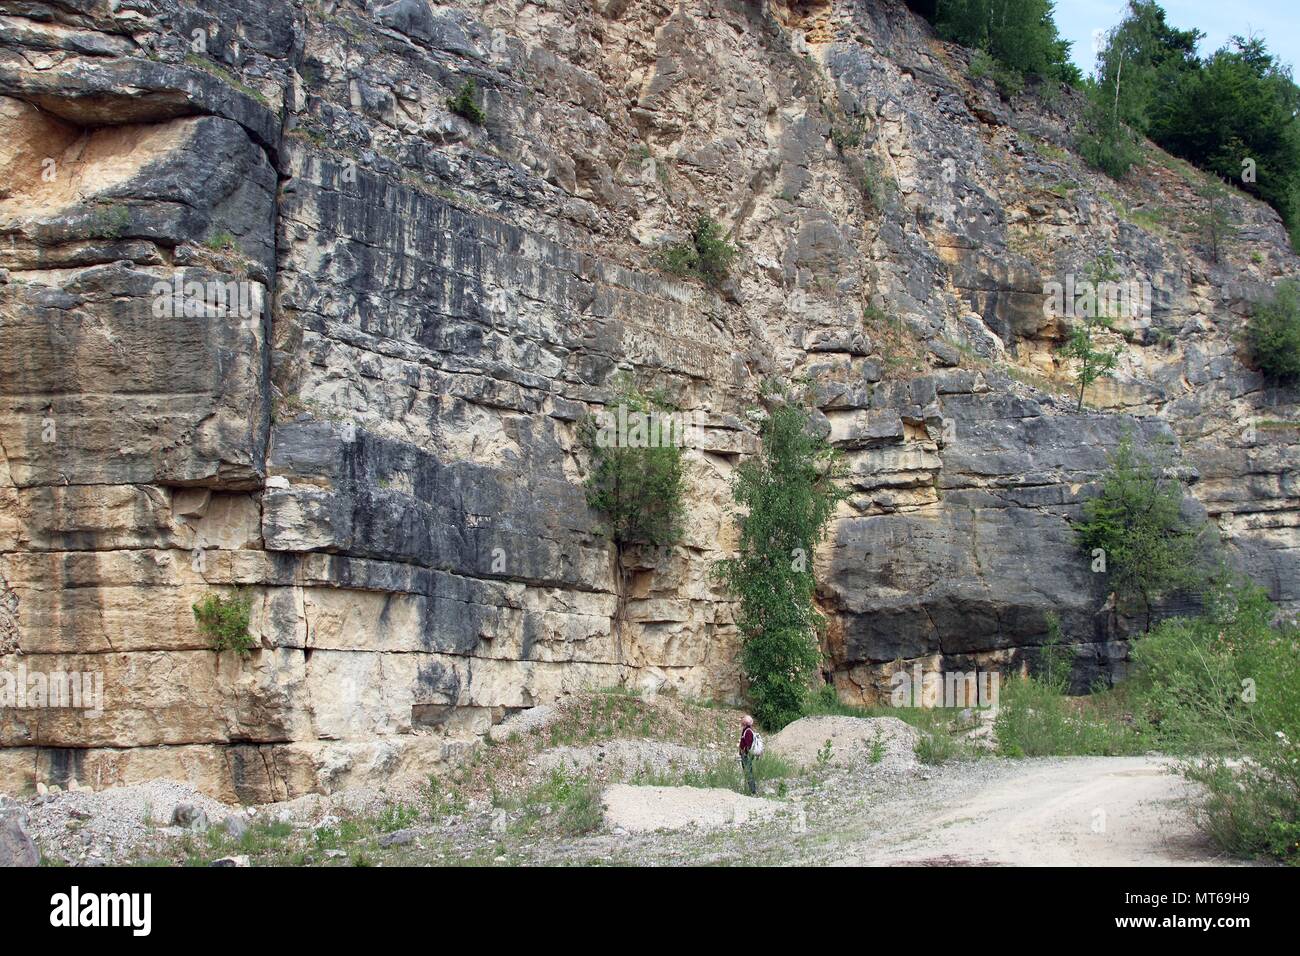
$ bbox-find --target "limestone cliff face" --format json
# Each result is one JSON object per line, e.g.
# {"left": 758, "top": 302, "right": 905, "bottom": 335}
{"left": 0, "top": 0, "right": 1295, "bottom": 800}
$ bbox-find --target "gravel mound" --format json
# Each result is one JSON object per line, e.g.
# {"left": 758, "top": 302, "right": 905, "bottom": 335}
{"left": 488, "top": 704, "right": 559, "bottom": 743}
{"left": 768, "top": 716, "right": 921, "bottom": 772}
{"left": 534, "top": 739, "right": 710, "bottom": 781}
{"left": 601, "top": 784, "right": 784, "bottom": 833}
{"left": 25, "top": 780, "right": 234, "bottom": 865}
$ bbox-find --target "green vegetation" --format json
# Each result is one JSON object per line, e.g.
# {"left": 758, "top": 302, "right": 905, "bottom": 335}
{"left": 1074, "top": 436, "right": 1211, "bottom": 630}
{"left": 1080, "top": 1, "right": 1197, "bottom": 178}
{"left": 90, "top": 204, "right": 131, "bottom": 239}
{"left": 932, "top": 0, "right": 1081, "bottom": 91}
{"left": 1191, "top": 179, "right": 1236, "bottom": 263}
{"left": 205, "top": 230, "right": 238, "bottom": 252}
{"left": 968, "top": 48, "right": 1025, "bottom": 96}
{"left": 1055, "top": 257, "right": 1125, "bottom": 411}
{"left": 995, "top": 618, "right": 1144, "bottom": 756}
{"left": 1152, "top": 36, "right": 1300, "bottom": 243}
{"left": 716, "top": 384, "right": 846, "bottom": 730}
{"left": 496, "top": 769, "right": 603, "bottom": 837}
{"left": 1083, "top": 2, "right": 1300, "bottom": 244}
{"left": 446, "top": 78, "right": 487, "bottom": 125}
{"left": 830, "top": 122, "right": 864, "bottom": 151}
{"left": 859, "top": 153, "right": 895, "bottom": 214}
{"left": 631, "top": 751, "right": 799, "bottom": 793}
{"left": 655, "top": 215, "right": 740, "bottom": 287}
{"left": 1054, "top": 254, "right": 1133, "bottom": 412}
{"left": 192, "top": 591, "right": 256, "bottom": 657}
{"left": 1127, "top": 581, "right": 1300, "bottom": 862}
{"left": 1247, "top": 279, "right": 1300, "bottom": 382}
{"left": 581, "top": 380, "right": 685, "bottom": 548}
{"left": 183, "top": 54, "right": 270, "bottom": 106}
{"left": 1057, "top": 320, "right": 1120, "bottom": 410}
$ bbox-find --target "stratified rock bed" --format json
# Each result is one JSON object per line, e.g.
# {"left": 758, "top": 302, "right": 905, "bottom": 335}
{"left": 0, "top": 0, "right": 1295, "bottom": 803}
{"left": 769, "top": 716, "right": 922, "bottom": 771}
{"left": 601, "top": 784, "right": 784, "bottom": 833}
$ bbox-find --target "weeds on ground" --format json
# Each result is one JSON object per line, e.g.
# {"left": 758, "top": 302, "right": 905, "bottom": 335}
{"left": 496, "top": 768, "right": 603, "bottom": 837}
{"left": 1127, "top": 581, "right": 1300, "bottom": 862}
{"left": 630, "top": 752, "right": 799, "bottom": 794}
{"left": 994, "top": 620, "right": 1144, "bottom": 757}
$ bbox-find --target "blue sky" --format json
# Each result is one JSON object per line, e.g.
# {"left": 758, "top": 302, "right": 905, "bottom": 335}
{"left": 1054, "top": 0, "right": 1300, "bottom": 77}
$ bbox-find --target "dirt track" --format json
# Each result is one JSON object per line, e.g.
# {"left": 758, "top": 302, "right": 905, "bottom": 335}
{"left": 826, "top": 756, "right": 1234, "bottom": 866}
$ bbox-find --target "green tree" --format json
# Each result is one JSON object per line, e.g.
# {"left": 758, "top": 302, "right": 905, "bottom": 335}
{"left": 1150, "top": 36, "right": 1300, "bottom": 243}
{"left": 446, "top": 78, "right": 487, "bottom": 125}
{"left": 716, "top": 383, "right": 846, "bottom": 729}
{"left": 582, "top": 379, "right": 686, "bottom": 646}
{"left": 1247, "top": 279, "right": 1300, "bottom": 381}
{"left": 1084, "top": 3, "right": 1300, "bottom": 239}
{"left": 1074, "top": 436, "right": 1210, "bottom": 629}
{"left": 1080, "top": 1, "right": 1202, "bottom": 178}
{"left": 935, "top": 0, "right": 1080, "bottom": 85}
{"left": 1192, "top": 179, "right": 1236, "bottom": 263}
{"left": 582, "top": 381, "right": 685, "bottom": 549}
{"left": 1056, "top": 256, "right": 1124, "bottom": 411}
{"left": 1058, "top": 320, "right": 1121, "bottom": 411}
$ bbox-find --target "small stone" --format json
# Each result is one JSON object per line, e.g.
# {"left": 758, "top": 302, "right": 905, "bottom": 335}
{"left": 378, "top": 829, "right": 416, "bottom": 847}
{"left": 209, "top": 855, "right": 250, "bottom": 868}
{"left": 170, "top": 803, "right": 209, "bottom": 832}
{"left": 221, "top": 814, "right": 249, "bottom": 841}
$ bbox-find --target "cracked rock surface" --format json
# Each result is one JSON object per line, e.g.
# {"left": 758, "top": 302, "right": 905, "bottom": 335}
{"left": 0, "top": 0, "right": 1295, "bottom": 800}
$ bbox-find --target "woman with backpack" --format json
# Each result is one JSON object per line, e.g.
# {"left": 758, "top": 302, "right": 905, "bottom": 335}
{"left": 738, "top": 715, "right": 762, "bottom": 795}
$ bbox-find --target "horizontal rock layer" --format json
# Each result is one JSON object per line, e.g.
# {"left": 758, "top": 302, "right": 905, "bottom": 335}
{"left": 1, "top": 0, "right": 1295, "bottom": 798}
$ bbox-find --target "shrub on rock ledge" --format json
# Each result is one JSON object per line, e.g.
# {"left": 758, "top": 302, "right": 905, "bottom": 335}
{"left": 446, "top": 78, "right": 486, "bottom": 125}
{"left": 655, "top": 215, "right": 739, "bottom": 288}
{"left": 193, "top": 591, "right": 256, "bottom": 657}
{"left": 1248, "top": 280, "right": 1300, "bottom": 382}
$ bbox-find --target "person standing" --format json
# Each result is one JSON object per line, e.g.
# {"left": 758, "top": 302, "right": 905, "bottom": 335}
{"left": 739, "top": 715, "right": 758, "bottom": 795}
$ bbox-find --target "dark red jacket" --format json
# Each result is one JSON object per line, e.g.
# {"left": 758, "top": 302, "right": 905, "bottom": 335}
{"left": 739, "top": 726, "right": 754, "bottom": 755}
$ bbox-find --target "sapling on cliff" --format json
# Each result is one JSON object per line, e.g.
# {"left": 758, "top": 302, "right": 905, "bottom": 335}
{"left": 715, "top": 382, "right": 846, "bottom": 730}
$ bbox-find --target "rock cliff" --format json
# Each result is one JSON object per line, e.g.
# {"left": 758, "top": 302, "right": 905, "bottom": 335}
{"left": 1, "top": 0, "right": 1296, "bottom": 801}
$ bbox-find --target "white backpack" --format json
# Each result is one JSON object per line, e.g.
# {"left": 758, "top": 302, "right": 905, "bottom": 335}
{"left": 750, "top": 732, "right": 764, "bottom": 757}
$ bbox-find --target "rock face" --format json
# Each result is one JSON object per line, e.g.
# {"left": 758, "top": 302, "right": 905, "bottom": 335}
{"left": 1, "top": 0, "right": 1296, "bottom": 800}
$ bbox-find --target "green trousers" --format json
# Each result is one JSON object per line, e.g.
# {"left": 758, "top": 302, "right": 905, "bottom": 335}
{"left": 740, "top": 752, "right": 757, "bottom": 795}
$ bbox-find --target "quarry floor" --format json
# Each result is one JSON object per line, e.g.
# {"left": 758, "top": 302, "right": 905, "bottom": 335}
{"left": 16, "top": 695, "right": 1249, "bottom": 867}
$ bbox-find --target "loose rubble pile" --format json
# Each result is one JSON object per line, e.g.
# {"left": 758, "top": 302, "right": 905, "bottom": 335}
{"left": 769, "top": 716, "right": 923, "bottom": 773}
